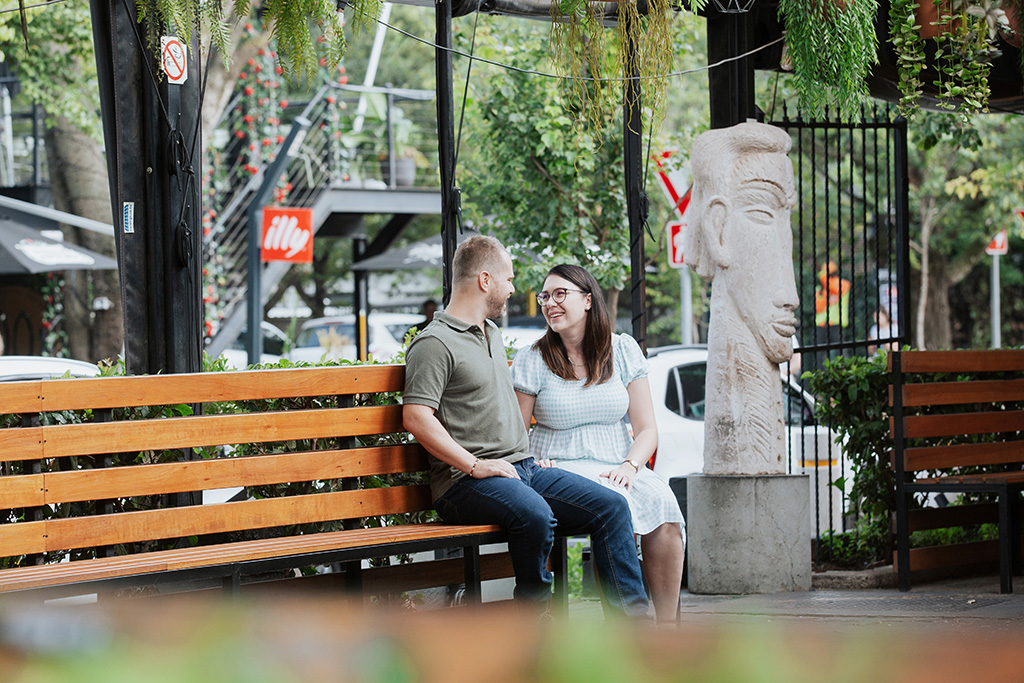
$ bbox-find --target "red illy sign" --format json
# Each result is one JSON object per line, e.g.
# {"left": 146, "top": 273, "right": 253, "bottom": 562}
{"left": 262, "top": 207, "right": 314, "bottom": 263}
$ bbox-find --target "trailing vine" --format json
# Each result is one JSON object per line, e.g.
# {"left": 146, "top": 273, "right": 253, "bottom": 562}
{"left": 889, "top": 0, "right": 926, "bottom": 114}
{"left": 932, "top": 3, "right": 992, "bottom": 116}
{"left": 548, "top": 0, "right": 702, "bottom": 135}
{"left": 778, "top": 0, "right": 878, "bottom": 118}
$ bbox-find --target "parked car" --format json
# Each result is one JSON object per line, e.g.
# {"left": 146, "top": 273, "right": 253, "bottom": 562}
{"left": 499, "top": 325, "right": 546, "bottom": 354}
{"left": 220, "top": 321, "right": 291, "bottom": 369}
{"left": 287, "top": 313, "right": 421, "bottom": 364}
{"left": 0, "top": 356, "right": 101, "bottom": 382}
{"left": 645, "top": 344, "right": 847, "bottom": 534}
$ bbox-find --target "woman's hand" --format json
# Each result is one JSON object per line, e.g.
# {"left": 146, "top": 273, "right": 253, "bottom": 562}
{"left": 536, "top": 459, "right": 557, "bottom": 468}
{"left": 600, "top": 464, "right": 635, "bottom": 490}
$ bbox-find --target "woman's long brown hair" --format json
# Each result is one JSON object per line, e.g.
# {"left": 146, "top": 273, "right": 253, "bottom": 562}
{"left": 534, "top": 264, "right": 613, "bottom": 387}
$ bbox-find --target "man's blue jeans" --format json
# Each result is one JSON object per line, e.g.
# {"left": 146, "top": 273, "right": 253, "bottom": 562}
{"left": 435, "top": 458, "right": 650, "bottom": 618}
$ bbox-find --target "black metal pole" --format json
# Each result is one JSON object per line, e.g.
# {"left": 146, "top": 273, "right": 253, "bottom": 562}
{"left": 894, "top": 116, "right": 910, "bottom": 346}
{"left": 707, "top": 7, "right": 757, "bottom": 129}
{"left": 435, "top": 0, "right": 458, "bottom": 306}
{"left": 89, "top": 0, "right": 202, "bottom": 375}
{"left": 622, "top": 9, "right": 647, "bottom": 352}
{"left": 353, "top": 235, "right": 368, "bottom": 360}
{"left": 245, "top": 117, "right": 312, "bottom": 365}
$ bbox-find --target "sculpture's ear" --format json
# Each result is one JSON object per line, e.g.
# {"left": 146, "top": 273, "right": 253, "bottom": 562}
{"left": 705, "top": 195, "right": 729, "bottom": 268}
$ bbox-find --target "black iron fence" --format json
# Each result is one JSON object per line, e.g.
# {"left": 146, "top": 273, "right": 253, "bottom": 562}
{"left": 770, "top": 105, "right": 909, "bottom": 550}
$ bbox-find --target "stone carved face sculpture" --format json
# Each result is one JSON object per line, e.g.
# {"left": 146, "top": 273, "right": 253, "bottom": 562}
{"left": 685, "top": 123, "right": 799, "bottom": 363}
{"left": 684, "top": 122, "right": 799, "bottom": 475}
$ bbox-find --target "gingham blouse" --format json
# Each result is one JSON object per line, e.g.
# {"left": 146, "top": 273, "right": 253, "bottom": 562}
{"left": 510, "top": 334, "right": 647, "bottom": 464}
{"left": 511, "top": 334, "right": 684, "bottom": 536}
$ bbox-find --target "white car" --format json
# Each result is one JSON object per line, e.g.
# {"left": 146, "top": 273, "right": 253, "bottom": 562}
{"left": 220, "top": 321, "right": 291, "bottom": 369}
{"left": 645, "top": 344, "right": 847, "bottom": 535}
{"left": 0, "top": 356, "right": 101, "bottom": 381}
{"left": 499, "top": 325, "right": 546, "bottom": 354}
{"left": 287, "top": 313, "right": 421, "bottom": 364}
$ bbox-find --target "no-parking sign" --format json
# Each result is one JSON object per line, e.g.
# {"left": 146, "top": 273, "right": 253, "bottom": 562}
{"left": 161, "top": 36, "right": 188, "bottom": 85}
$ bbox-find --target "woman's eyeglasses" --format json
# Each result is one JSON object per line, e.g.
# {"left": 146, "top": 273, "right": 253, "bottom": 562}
{"left": 536, "top": 288, "right": 586, "bottom": 306}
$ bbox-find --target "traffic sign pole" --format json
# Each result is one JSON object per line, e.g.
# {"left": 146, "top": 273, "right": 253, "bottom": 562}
{"left": 992, "top": 252, "right": 1001, "bottom": 348}
{"left": 985, "top": 229, "right": 1008, "bottom": 348}
{"left": 681, "top": 269, "right": 692, "bottom": 344}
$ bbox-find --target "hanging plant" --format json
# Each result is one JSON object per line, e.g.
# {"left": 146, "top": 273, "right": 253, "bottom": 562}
{"left": 548, "top": 0, "right": 704, "bottom": 133}
{"left": 778, "top": 0, "right": 879, "bottom": 117}
{"left": 889, "top": 0, "right": 927, "bottom": 113}
{"left": 931, "top": 2, "right": 993, "bottom": 115}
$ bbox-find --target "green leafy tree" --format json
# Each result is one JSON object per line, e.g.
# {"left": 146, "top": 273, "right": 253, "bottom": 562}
{"left": 907, "top": 111, "right": 1024, "bottom": 349}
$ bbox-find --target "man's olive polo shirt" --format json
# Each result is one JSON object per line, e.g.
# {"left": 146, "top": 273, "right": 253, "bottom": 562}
{"left": 404, "top": 312, "right": 530, "bottom": 501}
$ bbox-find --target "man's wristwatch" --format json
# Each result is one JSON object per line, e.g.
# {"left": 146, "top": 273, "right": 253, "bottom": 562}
{"left": 623, "top": 459, "right": 641, "bottom": 472}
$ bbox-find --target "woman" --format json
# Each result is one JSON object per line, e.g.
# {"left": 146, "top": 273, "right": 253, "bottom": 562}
{"left": 511, "top": 264, "right": 685, "bottom": 622}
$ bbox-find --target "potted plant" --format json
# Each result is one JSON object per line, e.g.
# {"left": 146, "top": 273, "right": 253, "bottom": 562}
{"left": 887, "top": 0, "right": 1022, "bottom": 115}
{"left": 376, "top": 111, "right": 424, "bottom": 186}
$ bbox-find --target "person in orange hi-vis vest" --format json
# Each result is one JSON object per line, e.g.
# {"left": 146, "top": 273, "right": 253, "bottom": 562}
{"left": 814, "top": 261, "right": 850, "bottom": 328}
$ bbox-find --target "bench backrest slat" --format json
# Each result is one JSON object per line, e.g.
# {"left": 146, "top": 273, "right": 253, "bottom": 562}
{"left": 0, "top": 484, "right": 433, "bottom": 557}
{"left": 892, "top": 349, "right": 1024, "bottom": 373}
{"left": 0, "top": 406, "right": 403, "bottom": 462}
{"left": 904, "top": 441, "right": 1024, "bottom": 472}
{"left": 3, "top": 445, "right": 428, "bottom": 508}
{"left": 901, "top": 410, "right": 1024, "bottom": 439}
{"left": 1, "top": 365, "right": 406, "bottom": 414}
{"left": 899, "top": 379, "right": 1024, "bottom": 408}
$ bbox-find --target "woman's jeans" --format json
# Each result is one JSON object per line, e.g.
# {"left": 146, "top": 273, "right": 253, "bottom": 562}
{"left": 435, "top": 458, "right": 650, "bottom": 618}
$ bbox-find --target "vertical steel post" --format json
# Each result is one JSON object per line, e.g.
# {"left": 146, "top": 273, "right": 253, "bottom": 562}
{"left": 706, "top": 8, "right": 756, "bottom": 129}
{"left": 435, "top": 0, "right": 458, "bottom": 307}
{"left": 622, "top": 9, "right": 647, "bottom": 351}
{"left": 992, "top": 253, "right": 1002, "bottom": 348}
{"left": 894, "top": 117, "right": 911, "bottom": 346}
{"left": 245, "top": 117, "right": 311, "bottom": 365}
{"left": 89, "top": 0, "right": 202, "bottom": 375}
{"left": 354, "top": 235, "right": 369, "bottom": 360}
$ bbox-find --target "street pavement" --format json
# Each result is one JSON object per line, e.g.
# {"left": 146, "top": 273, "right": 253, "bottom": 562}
{"left": 570, "top": 572, "right": 1024, "bottom": 637}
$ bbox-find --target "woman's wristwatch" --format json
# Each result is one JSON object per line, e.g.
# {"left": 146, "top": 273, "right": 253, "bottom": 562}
{"left": 623, "top": 459, "right": 641, "bottom": 472}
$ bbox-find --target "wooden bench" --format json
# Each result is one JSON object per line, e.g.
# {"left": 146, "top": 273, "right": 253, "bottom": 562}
{"left": 889, "top": 349, "right": 1024, "bottom": 593}
{"left": 0, "top": 364, "right": 567, "bottom": 604}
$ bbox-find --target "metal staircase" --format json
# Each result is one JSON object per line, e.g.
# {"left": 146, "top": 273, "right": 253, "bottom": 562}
{"left": 202, "top": 80, "right": 440, "bottom": 358}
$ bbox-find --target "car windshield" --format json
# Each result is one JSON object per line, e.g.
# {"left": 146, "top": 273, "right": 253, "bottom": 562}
{"left": 386, "top": 323, "right": 414, "bottom": 343}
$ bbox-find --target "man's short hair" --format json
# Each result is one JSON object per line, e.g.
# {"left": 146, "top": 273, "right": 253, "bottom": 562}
{"left": 453, "top": 235, "right": 507, "bottom": 283}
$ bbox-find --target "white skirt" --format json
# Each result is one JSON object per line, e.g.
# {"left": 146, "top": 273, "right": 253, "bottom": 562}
{"left": 554, "top": 460, "right": 685, "bottom": 538}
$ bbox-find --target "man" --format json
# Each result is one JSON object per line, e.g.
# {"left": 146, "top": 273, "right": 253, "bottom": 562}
{"left": 684, "top": 121, "right": 799, "bottom": 475}
{"left": 403, "top": 235, "right": 650, "bottom": 618}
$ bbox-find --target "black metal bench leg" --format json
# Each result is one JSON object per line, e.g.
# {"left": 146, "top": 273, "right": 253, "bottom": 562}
{"left": 344, "top": 560, "right": 363, "bottom": 593}
{"left": 896, "top": 493, "right": 911, "bottom": 592}
{"left": 223, "top": 567, "right": 241, "bottom": 596}
{"left": 1010, "top": 488, "right": 1022, "bottom": 577}
{"left": 550, "top": 536, "right": 568, "bottom": 618}
{"left": 462, "top": 545, "right": 482, "bottom": 605}
{"left": 998, "top": 487, "right": 1013, "bottom": 594}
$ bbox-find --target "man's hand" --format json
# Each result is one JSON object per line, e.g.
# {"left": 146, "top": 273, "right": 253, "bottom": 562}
{"left": 536, "top": 459, "right": 557, "bottom": 468}
{"left": 471, "top": 458, "right": 520, "bottom": 479}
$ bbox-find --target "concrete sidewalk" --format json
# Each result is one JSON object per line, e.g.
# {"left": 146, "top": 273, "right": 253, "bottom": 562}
{"left": 571, "top": 573, "right": 1024, "bottom": 636}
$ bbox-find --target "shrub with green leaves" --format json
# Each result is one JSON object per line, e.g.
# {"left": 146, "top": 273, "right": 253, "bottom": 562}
{"left": 807, "top": 353, "right": 894, "bottom": 565}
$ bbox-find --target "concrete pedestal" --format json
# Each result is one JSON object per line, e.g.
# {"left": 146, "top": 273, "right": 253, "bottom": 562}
{"left": 687, "top": 474, "right": 811, "bottom": 594}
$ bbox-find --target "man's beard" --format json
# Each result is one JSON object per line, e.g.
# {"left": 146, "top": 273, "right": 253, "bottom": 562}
{"left": 486, "top": 291, "right": 508, "bottom": 319}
